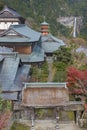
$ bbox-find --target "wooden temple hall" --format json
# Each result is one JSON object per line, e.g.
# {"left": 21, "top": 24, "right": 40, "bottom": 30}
{"left": 13, "top": 82, "right": 84, "bottom": 125}
{"left": 13, "top": 82, "right": 69, "bottom": 119}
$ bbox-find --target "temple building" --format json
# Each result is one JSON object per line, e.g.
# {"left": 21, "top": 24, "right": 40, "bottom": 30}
{"left": 0, "top": 5, "right": 25, "bottom": 33}
{"left": 0, "top": 6, "right": 65, "bottom": 62}
{"left": 22, "top": 82, "right": 69, "bottom": 107}
{"left": 40, "top": 20, "right": 65, "bottom": 56}
{"left": 0, "top": 47, "right": 31, "bottom": 101}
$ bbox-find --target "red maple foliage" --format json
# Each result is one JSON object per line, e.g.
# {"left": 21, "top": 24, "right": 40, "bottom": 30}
{"left": 66, "top": 66, "right": 87, "bottom": 95}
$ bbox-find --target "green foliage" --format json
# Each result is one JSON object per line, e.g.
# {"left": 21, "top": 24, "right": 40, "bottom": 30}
{"left": 79, "top": 64, "right": 87, "bottom": 71}
{"left": 11, "top": 121, "right": 30, "bottom": 130}
{"left": 59, "top": 111, "right": 74, "bottom": 121}
{"left": 53, "top": 62, "right": 67, "bottom": 71}
{"left": 53, "top": 62, "right": 67, "bottom": 82}
{"left": 0, "top": 89, "right": 11, "bottom": 111}
{"left": 53, "top": 46, "right": 73, "bottom": 82}
{"left": 53, "top": 46, "right": 73, "bottom": 65}
{"left": 36, "top": 108, "right": 54, "bottom": 119}
{"left": 80, "top": 23, "right": 87, "bottom": 40}
{"left": 30, "top": 62, "right": 48, "bottom": 82}
{"left": 0, "top": 97, "right": 3, "bottom": 110}
{"left": 0, "top": 2, "right": 4, "bottom": 10}
{"left": 67, "top": 111, "right": 74, "bottom": 121}
{"left": 0, "top": 98, "right": 11, "bottom": 111}
{"left": 53, "top": 70, "right": 66, "bottom": 82}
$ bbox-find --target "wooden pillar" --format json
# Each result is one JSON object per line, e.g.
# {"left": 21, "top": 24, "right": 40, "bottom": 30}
{"left": 76, "top": 110, "right": 81, "bottom": 125}
{"left": 55, "top": 107, "right": 60, "bottom": 130}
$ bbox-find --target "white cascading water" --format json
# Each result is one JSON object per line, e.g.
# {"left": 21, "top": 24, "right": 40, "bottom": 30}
{"left": 73, "top": 17, "right": 77, "bottom": 38}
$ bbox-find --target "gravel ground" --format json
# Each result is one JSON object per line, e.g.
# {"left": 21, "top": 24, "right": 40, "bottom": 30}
{"left": 59, "top": 123, "right": 87, "bottom": 130}
{"left": 18, "top": 119, "right": 87, "bottom": 130}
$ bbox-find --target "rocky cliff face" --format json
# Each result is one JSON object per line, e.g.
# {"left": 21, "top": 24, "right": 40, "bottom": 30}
{"left": 57, "top": 16, "right": 83, "bottom": 36}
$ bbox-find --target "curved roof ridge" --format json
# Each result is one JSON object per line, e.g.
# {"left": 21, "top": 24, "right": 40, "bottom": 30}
{"left": 0, "top": 5, "right": 22, "bottom": 17}
{"left": 11, "top": 24, "right": 41, "bottom": 41}
{"left": 42, "top": 33, "right": 63, "bottom": 43}
{"left": 41, "top": 21, "right": 49, "bottom": 25}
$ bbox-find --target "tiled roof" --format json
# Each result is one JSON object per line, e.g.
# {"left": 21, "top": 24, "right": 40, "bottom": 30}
{"left": 0, "top": 37, "right": 31, "bottom": 43}
{"left": 11, "top": 25, "right": 41, "bottom": 42}
{"left": 18, "top": 43, "right": 44, "bottom": 63}
{"left": 0, "top": 57, "right": 19, "bottom": 81}
{"left": 41, "top": 34, "right": 65, "bottom": 53}
{"left": 0, "top": 81, "right": 21, "bottom": 92}
{"left": 0, "top": 24, "right": 41, "bottom": 43}
{"left": 0, "top": 5, "right": 24, "bottom": 18}
{"left": 15, "top": 64, "right": 31, "bottom": 87}
{"left": 0, "top": 92, "right": 18, "bottom": 100}
{"left": 0, "top": 56, "right": 20, "bottom": 91}
{"left": 0, "top": 52, "right": 31, "bottom": 93}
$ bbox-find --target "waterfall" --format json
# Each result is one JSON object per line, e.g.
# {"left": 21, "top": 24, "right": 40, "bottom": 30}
{"left": 73, "top": 17, "right": 77, "bottom": 38}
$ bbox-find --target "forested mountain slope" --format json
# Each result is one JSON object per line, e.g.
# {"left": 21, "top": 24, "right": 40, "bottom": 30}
{"left": 0, "top": 0, "right": 87, "bottom": 38}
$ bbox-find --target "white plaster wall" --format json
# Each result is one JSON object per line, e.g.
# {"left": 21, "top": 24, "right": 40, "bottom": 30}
{"left": 0, "top": 22, "right": 18, "bottom": 30}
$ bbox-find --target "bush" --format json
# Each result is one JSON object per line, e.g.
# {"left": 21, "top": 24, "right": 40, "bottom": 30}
{"left": 11, "top": 122, "right": 30, "bottom": 130}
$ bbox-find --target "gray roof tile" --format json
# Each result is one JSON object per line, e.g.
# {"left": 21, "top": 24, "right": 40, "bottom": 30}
{"left": 25, "top": 45, "right": 44, "bottom": 62}
{"left": 10, "top": 24, "right": 41, "bottom": 42}
{"left": 0, "top": 24, "right": 41, "bottom": 43}
{"left": 0, "top": 92, "right": 18, "bottom": 100}
{"left": 0, "top": 5, "right": 24, "bottom": 18}
{"left": 0, "top": 53, "right": 30, "bottom": 93}
{"left": 41, "top": 34, "right": 65, "bottom": 53}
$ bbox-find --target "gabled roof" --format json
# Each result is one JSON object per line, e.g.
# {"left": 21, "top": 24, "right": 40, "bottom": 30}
{"left": 0, "top": 24, "right": 41, "bottom": 43}
{"left": 41, "top": 34, "right": 65, "bottom": 53}
{"left": 0, "top": 48, "right": 31, "bottom": 93}
{"left": 0, "top": 5, "right": 24, "bottom": 18}
{"left": 11, "top": 25, "right": 41, "bottom": 42}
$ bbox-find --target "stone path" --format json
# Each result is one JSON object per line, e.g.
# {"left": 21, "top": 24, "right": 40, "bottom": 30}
{"left": 47, "top": 57, "right": 54, "bottom": 82}
{"left": 18, "top": 119, "right": 87, "bottom": 130}
{"left": 59, "top": 123, "right": 87, "bottom": 130}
